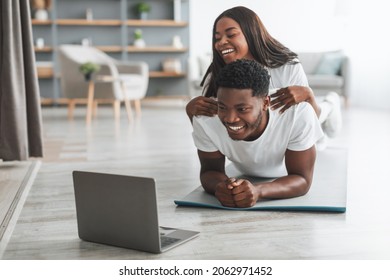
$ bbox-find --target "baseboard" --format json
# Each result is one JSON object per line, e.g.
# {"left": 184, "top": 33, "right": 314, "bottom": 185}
{"left": 0, "top": 160, "right": 41, "bottom": 258}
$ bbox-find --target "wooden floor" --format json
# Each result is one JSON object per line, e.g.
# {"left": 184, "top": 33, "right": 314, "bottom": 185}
{"left": 1, "top": 102, "right": 390, "bottom": 259}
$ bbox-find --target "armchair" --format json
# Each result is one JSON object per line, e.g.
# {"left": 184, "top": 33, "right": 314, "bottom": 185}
{"left": 187, "top": 54, "right": 212, "bottom": 98}
{"left": 298, "top": 50, "right": 350, "bottom": 106}
{"left": 58, "top": 44, "right": 149, "bottom": 121}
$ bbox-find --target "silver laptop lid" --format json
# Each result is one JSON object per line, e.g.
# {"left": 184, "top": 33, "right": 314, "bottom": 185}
{"left": 73, "top": 171, "right": 161, "bottom": 253}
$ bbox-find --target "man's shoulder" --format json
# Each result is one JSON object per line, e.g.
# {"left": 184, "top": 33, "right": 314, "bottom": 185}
{"left": 193, "top": 115, "right": 223, "bottom": 132}
{"left": 273, "top": 102, "right": 311, "bottom": 116}
{"left": 296, "top": 102, "right": 317, "bottom": 118}
{"left": 285, "top": 102, "right": 315, "bottom": 116}
{"left": 194, "top": 115, "right": 219, "bottom": 125}
{"left": 271, "top": 103, "right": 316, "bottom": 126}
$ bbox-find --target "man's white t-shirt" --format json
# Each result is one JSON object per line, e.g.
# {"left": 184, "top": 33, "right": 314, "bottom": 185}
{"left": 192, "top": 102, "right": 323, "bottom": 178}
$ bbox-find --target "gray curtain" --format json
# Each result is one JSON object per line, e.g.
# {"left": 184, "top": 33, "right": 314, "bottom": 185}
{"left": 0, "top": 0, "right": 43, "bottom": 161}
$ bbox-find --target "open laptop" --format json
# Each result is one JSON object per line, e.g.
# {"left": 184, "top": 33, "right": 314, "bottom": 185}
{"left": 72, "top": 171, "right": 199, "bottom": 253}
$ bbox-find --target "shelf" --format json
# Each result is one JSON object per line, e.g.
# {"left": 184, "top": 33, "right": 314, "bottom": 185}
{"left": 59, "top": 46, "right": 187, "bottom": 53}
{"left": 96, "top": 46, "right": 123, "bottom": 52}
{"left": 36, "top": 46, "right": 122, "bottom": 53}
{"left": 56, "top": 19, "right": 122, "bottom": 26}
{"left": 42, "top": 71, "right": 186, "bottom": 79}
{"left": 34, "top": 47, "right": 54, "bottom": 52}
{"left": 149, "top": 71, "right": 186, "bottom": 78}
{"left": 31, "top": 19, "right": 52, "bottom": 25}
{"left": 40, "top": 98, "right": 70, "bottom": 106}
{"left": 40, "top": 95, "right": 190, "bottom": 106}
{"left": 37, "top": 67, "right": 54, "bottom": 79}
{"left": 126, "top": 20, "right": 187, "bottom": 27}
{"left": 32, "top": 19, "right": 187, "bottom": 27}
{"left": 127, "top": 46, "right": 187, "bottom": 53}
{"left": 90, "top": 46, "right": 188, "bottom": 53}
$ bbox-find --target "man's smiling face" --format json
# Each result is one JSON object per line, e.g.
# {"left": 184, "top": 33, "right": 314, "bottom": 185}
{"left": 217, "top": 87, "right": 269, "bottom": 142}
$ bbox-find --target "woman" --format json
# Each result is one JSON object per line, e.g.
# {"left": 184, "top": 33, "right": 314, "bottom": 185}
{"left": 186, "top": 6, "right": 341, "bottom": 142}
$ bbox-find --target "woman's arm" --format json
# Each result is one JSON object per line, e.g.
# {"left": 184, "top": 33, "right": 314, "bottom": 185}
{"left": 270, "top": 86, "right": 321, "bottom": 117}
{"left": 186, "top": 96, "right": 218, "bottom": 122}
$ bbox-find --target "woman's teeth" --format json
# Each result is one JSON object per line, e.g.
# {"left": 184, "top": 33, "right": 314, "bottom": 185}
{"left": 222, "top": 48, "right": 234, "bottom": 55}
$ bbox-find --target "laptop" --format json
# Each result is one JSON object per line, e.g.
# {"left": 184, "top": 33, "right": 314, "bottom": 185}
{"left": 72, "top": 171, "right": 199, "bottom": 253}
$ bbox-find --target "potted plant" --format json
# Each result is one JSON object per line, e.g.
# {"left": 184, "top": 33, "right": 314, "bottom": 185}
{"left": 135, "top": 2, "right": 151, "bottom": 20}
{"left": 133, "top": 29, "right": 145, "bottom": 48}
{"left": 79, "top": 62, "right": 100, "bottom": 81}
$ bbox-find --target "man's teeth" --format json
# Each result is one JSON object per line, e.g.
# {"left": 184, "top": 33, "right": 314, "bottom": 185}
{"left": 221, "top": 49, "right": 234, "bottom": 55}
{"left": 229, "top": 125, "right": 243, "bottom": 131}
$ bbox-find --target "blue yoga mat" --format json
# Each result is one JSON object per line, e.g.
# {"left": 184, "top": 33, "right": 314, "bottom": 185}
{"left": 175, "top": 148, "right": 348, "bottom": 212}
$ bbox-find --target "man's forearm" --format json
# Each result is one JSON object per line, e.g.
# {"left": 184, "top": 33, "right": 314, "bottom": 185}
{"left": 200, "top": 171, "right": 229, "bottom": 194}
{"left": 256, "top": 174, "right": 311, "bottom": 199}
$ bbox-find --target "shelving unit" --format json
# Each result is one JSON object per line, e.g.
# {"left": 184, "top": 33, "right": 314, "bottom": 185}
{"left": 31, "top": 0, "right": 190, "bottom": 101}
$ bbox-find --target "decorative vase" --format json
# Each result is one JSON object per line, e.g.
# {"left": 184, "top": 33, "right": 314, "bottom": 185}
{"left": 140, "top": 12, "right": 148, "bottom": 20}
{"left": 162, "top": 58, "right": 182, "bottom": 73}
{"left": 86, "top": 8, "right": 93, "bottom": 21}
{"left": 36, "top": 38, "right": 45, "bottom": 49}
{"left": 134, "top": 38, "right": 145, "bottom": 48}
{"left": 172, "top": 35, "right": 183, "bottom": 48}
{"left": 35, "top": 9, "right": 49, "bottom": 20}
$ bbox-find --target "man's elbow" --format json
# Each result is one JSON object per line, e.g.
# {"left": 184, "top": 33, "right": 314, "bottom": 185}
{"left": 299, "top": 176, "right": 312, "bottom": 196}
{"left": 293, "top": 175, "right": 312, "bottom": 197}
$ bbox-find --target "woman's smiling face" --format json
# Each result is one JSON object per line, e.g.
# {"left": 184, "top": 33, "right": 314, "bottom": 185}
{"left": 214, "top": 17, "right": 254, "bottom": 64}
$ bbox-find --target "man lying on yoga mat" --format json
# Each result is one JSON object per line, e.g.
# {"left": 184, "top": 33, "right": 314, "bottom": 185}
{"left": 192, "top": 59, "right": 324, "bottom": 208}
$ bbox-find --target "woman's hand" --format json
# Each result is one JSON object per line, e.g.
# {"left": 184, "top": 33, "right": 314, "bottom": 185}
{"left": 186, "top": 96, "right": 218, "bottom": 121}
{"left": 270, "top": 86, "right": 319, "bottom": 116}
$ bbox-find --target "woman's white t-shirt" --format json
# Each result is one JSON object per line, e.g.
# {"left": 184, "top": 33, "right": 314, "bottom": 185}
{"left": 268, "top": 60, "right": 309, "bottom": 89}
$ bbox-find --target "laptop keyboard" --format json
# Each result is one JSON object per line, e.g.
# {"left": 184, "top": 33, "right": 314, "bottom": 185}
{"left": 161, "top": 236, "right": 180, "bottom": 248}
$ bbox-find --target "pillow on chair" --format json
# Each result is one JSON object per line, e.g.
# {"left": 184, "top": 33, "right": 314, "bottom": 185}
{"left": 315, "top": 51, "right": 344, "bottom": 75}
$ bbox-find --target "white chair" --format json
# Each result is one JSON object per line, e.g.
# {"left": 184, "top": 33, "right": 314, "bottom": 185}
{"left": 58, "top": 44, "right": 149, "bottom": 121}
{"left": 187, "top": 54, "right": 212, "bottom": 98}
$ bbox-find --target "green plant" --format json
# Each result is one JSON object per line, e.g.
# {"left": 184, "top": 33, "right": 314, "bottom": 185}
{"left": 136, "top": 2, "right": 151, "bottom": 13}
{"left": 79, "top": 62, "right": 100, "bottom": 75}
{"left": 134, "top": 29, "right": 143, "bottom": 40}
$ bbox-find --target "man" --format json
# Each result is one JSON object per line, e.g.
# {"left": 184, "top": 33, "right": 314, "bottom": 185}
{"left": 192, "top": 59, "right": 323, "bottom": 208}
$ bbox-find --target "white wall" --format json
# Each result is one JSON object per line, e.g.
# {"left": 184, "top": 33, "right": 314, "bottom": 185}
{"left": 189, "top": 0, "right": 390, "bottom": 110}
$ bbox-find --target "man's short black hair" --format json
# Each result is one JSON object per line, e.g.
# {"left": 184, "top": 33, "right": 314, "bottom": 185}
{"left": 216, "top": 59, "right": 270, "bottom": 97}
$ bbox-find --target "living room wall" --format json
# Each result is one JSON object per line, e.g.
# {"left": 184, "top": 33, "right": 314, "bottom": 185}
{"left": 189, "top": 0, "right": 390, "bottom": 110}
